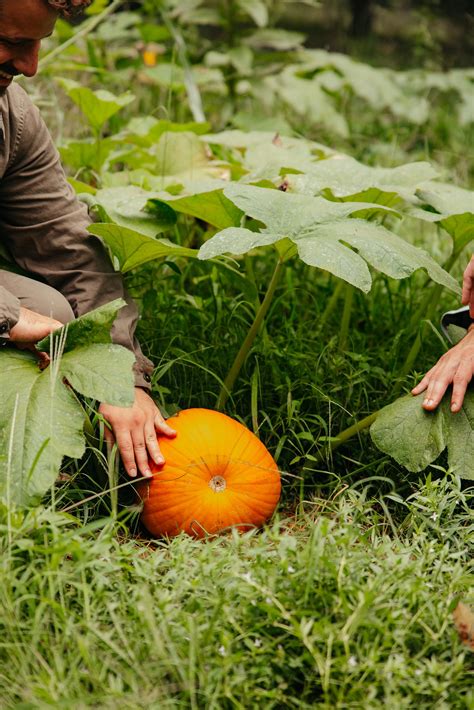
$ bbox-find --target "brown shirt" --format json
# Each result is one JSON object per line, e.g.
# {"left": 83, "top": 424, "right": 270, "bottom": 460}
{"left": 0, "top": 82, "right": 154, "bottom": 388}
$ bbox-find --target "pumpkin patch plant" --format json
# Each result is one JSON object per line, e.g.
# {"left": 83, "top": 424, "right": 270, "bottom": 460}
{"left": 138, "top": 408, "right": 281, "bottom": 538}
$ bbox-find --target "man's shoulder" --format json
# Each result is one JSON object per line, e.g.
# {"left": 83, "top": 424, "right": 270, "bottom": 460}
{"left": 0, "top": 83, "right": 33, "bottom": 118}
{"left": 0, "top": 84, "right": 45, "bottom": 173}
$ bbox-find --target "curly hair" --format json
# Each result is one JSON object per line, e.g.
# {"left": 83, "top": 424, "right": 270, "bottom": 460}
{"left": 46, "top": 0, "right": 92, "bottom": 18}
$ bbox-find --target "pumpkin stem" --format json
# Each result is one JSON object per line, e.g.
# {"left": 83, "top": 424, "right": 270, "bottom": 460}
{"left": 217, "top": 257, "right": 284, "bottom": 410}
{"left": 209, "top": 475, "right": 227, "bottom": 492}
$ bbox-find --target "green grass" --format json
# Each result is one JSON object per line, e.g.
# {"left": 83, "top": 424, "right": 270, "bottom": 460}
{"left": 1, "top": 475, "right": 473, "bottom": 709}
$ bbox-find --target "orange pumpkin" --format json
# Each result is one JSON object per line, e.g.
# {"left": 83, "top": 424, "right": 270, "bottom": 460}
{"left": 139, "top": 408, "right": 281, "bottom": 538}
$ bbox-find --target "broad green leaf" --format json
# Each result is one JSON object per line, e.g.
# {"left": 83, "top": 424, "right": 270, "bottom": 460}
{"left": 287, "top": 157, "right": 438, "bottom": 203}
{"left": 198, "top": 185, "right": 460, "bottom": 295}
{"left": 438, "top": 214, "right": 474, "bottom": 252}
{"left": 121, "top": 118, "right": 211, "bottom": 148}
{"left": 370, "top": 394, "right": 446, "bottom": 472}
{"left": 100, "top": 169, "right": 181, "bottom": 192}
{"left": 241, "top": 142, "right": 322, "bottom": 181}
{"left": 204, "top": 130, "right": 333, "bottom": 158}
{"left": 394, "top": 67, "right": 474, "bottom": 126}
{"left": 263, "top": 68, "right": 348, "bottom": 137}
{"left": 300, "top": 50, "right": 430, "bottom": 124}
{"left": 0, "top": 350, "right": 85, "bottom": 506}
{"left": 38, "top": 299, "right": 127, "bottom": 354}
{"left": 92, "top": 186, "right": 177, "bottom": 237}
{"left": 150, "top": 181, "right": 243, "bottom": 229}
{"left": 152, "top": 132, "right": 230, "bottom": 182}
{"left": 175, "top": 7, "right": 223, "bottom": 25}
{"left": 58, "top": 79, "right": 135, "bottom": 133}
{"left": 371, "top": 392, "right": 474, "bottom": 480}
{"left": 244, "top": 29, "right": 306, "bottom": 51}
{"left": 238, "top": 0, "right": 268, "bottom": 27}
{"left": 68, "top": 178, "right": 97, "bottom": 196}
{"left": 231, "top": 110, "right": 294, "bottom": 136}
{"left": 0, "top": 337, "right": 135, "bottom": 506}
{"left": 144, "top": 64, "right": 223, "bottom": 91}
{"left": 416, "top": 183, "right": 474, "bottom": 216}
{"left": 59, "top": 138, "right": 116, "bottom": 173}
{"left": 411, "top": 182, "right": 474, "bottom": 250}
{"left": 228, "top": 46, "right": 253, "bottom": 75}
{"left": 87, "top": 223, "right": 197, "bottom": 273}
{"left": 60, "top": 344, "right": 135, "bottom": 406}
{"left": 143, "top": 63, "right": 186, "bottom": 91}
{"left": 445, "top": 396, "right": 474, "bottom": 480}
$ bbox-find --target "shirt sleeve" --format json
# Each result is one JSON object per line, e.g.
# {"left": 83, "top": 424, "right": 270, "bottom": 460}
{"left": 0, "top": 85, "right": 154, "bottom": 389}
{"left": 0, "top": 285, "right": 20, "bottom": 338}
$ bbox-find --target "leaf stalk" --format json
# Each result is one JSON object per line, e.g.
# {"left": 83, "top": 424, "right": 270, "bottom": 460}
{"left": 217, "top": 257, "right": 284, "bottom": 410}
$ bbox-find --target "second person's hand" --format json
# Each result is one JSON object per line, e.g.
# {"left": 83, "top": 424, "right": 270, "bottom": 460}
{"left": 411, "top": 327, "right": 474, "bottom": 413}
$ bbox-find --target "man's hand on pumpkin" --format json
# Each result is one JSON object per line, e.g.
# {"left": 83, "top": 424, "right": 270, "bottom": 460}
{"left": 411, "top": 327, "right": 474, "bottom": 413}
{"left": 99, "top": 387, "right": 177, "bottom": 478}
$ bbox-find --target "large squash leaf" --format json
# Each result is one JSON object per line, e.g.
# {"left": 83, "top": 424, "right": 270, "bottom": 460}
{"left": 203, "top": 130, "right": 333, "bottom": 158}
{"left": 1, "top": 350, "right": 86, "bottom": 506}
{"left": 286, "top": 157, "right": 438, "bottom": 204}
{"left": 299, "top": 50, "right": 430, "bottom": 125}
{"left": 241, "top": 142, "right": 324, "bottom": 181}
{"left": 151, "top": 132, "right": 229, "bottom": 182}
{"left": 370, "top": 394, "right": 446, "bottom": 472}
{"left": 38, "top": 298, "right": 128, "bottom": 355}
{"left": 91, "top": 186, "right": 177, "bottom": 237}
{"left": 371, "top": 393, "right": 474, "bottom": 480}
{"left": 149, "top": 180, "right": 243, "bottom": 229}
{"left": 58, "top": 79, "right": 135, "bottom": 133}
{"left": 262, "top": 68, "right": 349, "bottom": 137}
{"left": 410, "top": 182, "right": 474, "bottom": 251}
{"left": 88, "top": 223, "right": 197, "bottom": 273}
{"left": 0, "top": 301, "right": 136, "bottom": 507}
{"left": 198, "top": 184, "right": 460, "bottom": 295}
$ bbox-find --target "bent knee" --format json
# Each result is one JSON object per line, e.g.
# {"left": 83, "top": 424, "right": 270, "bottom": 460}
{"left": 0, "top": 271, "right": 75, "bottom": 324}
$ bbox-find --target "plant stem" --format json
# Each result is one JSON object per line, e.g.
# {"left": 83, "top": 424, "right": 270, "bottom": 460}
{"left": 39, "top": 0, "right": 125, "bottom": 70}
{"left": 339, "top": 284, "right": 354, "bottom": 352}
{"left": 318, "top": 279, "right": 344, "bottom": 332}
{"left": 216, "top": 257, "right": 284, "bottom": 410}
{"left": 303, "top": 411, "right": 380, "bottom": 470}
{"left": 160, "top": 13, "right": 206, "bottom": 123}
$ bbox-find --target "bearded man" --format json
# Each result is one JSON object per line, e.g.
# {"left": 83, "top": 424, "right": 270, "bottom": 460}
{"left": 0, "top": 0, "right": 176, "bottom": 479}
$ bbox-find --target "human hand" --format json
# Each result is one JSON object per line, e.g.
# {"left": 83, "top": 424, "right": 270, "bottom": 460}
{"left": 411, "top": 328, "right": 474, "bottom": 413}
{"left": 8, "top": 307, "right": 63, "bottom": 368}
{"left": 461, "top": 255, "right": 474, "bottom": 318}
{"left": 9, "top": 306, "right": 63, "bottom": 344}
{"left": 99, "top": 387, "right": 177, "bottom": 478}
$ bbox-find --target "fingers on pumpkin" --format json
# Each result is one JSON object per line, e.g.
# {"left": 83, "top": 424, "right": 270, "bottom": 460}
{"left": 154, "top": 414, "right": 177, "bottom": 438}
{"left": 131, "top": 431, "right": 152, "bottom": 478}
{"left": 144, "top": 421, "right": 164, "bottom": 466}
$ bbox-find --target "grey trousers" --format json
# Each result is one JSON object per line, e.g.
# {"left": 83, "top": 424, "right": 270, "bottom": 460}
{"left": 0, "top": 270, "right": 75, "bottom": 324}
